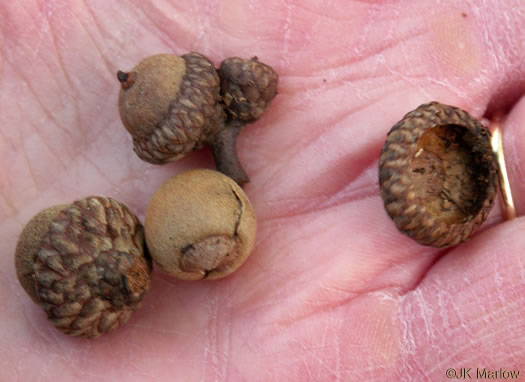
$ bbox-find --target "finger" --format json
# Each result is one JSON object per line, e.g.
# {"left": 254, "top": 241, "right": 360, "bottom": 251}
{"left": 399, "top": 217, "right": 525, "bottom": 379}
{"left": 501, "top": 95, "right": 525, "bottom": 217}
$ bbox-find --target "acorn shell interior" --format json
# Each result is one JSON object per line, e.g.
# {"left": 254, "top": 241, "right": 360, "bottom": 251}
{"left": 409, "top": 124, "right": 490, "bottom": 225}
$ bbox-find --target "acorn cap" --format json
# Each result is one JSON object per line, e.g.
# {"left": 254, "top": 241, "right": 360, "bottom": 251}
{"left": 219, "top": 56, "right": 278, "bottom": 122}
{"left": 118, "top": 53, "right": 224, "bottom": 164}
{"left": 16, "top": 197, "right": 152, "bottom": 338}
{"left": 379, "top": 102, "right": 498, "bottom": 247}
{"left": 145, "top": 169, "right": 257, "bottom": 280}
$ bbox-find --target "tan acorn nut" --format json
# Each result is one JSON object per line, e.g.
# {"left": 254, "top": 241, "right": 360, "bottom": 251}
{"left": 14, "top": 197, "right": 152, "bottom": 338}
{"left": 118, "top": 53, "right": 224, "bottom": 165}
{"left": 117, "top": 52, "right": 250, "bottom": 184}
{"left": 118, "top": 53, "right": 279, "bottom": 186}
{"left": 145, "top": 169, "right": 257, "bottom": 280}
{"left": 379, "top": 102, "right": 498, "bottom": 247}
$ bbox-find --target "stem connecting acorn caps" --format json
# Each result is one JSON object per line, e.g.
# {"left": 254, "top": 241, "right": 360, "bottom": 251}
{"left": 117, "top": 53, "right": 278, "bottom": 186}
{"left": 379, "top": 102, "right": 498, "bottom": 247}
{"left": 15, "top": 197, "right": 152, "bottom": 338}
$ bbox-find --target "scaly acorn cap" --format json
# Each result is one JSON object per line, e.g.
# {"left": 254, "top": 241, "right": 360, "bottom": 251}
{"left": 118, "top": 53, "right": 224, "bottom": 164}
{"left": 15, "top": 197, "right": 152, "bottom": 338}
{"left": 219, "top": 56, "right": 279, "bottom": 122}
{"left": 379, "top": 102, "right": 498, "bottom": 247}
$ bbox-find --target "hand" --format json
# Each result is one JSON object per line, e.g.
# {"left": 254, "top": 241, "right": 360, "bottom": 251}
{"left": 1, "top": 1, "right": 524, "bottom": 380}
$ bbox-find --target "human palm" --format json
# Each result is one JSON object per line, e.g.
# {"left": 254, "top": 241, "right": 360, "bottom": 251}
{"left": 2, "top": 1, "right": 524, "bottom": 380}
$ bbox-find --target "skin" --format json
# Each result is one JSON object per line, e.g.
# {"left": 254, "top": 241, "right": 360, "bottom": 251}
{"left": 1, "top": 1, "right": 524, "bottom": 381}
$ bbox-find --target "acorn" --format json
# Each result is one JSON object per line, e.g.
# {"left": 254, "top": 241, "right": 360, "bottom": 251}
{"left": 14, "top": 197, "right": 152, "bottom": 338}
{"left": 145, "top": 169, "right": 257, "bottom": 280}
{"left": 378, "top": 102, "right": 498, "bottom": 247}
{"left": 117, "top": 53, "right": 279, "bottom": 186}
{"left": 118, "top": 53, "right": 224, "bottom": 166}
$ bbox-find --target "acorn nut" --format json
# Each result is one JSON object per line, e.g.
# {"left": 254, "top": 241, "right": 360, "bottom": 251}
{"left": 145, "top": 169, "right": 256, "bottom": 280}
{"left": 118, "top": 53, "right": 224, "bottom": 165}
{"left": 379, "top": 102, "right": 498, "bottom": 247}
{"left": 117, "top": 53, "right": 279, "bottom": 186}
{"left": 15, "top": 196, "right": 152, "bottom": 338}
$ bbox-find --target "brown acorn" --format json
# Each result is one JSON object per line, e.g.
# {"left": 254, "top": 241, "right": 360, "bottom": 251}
{"left": 379, "top": 102, "right": 498, "bottom": 247}
{"left": 15, "top": 197, "right": 152, "bottom": 338}
{"left": 118, "top": 53, "right": 224, "bottom": 165}
{"left": 117, "top": 53, "right": 279, "bottom": 186}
